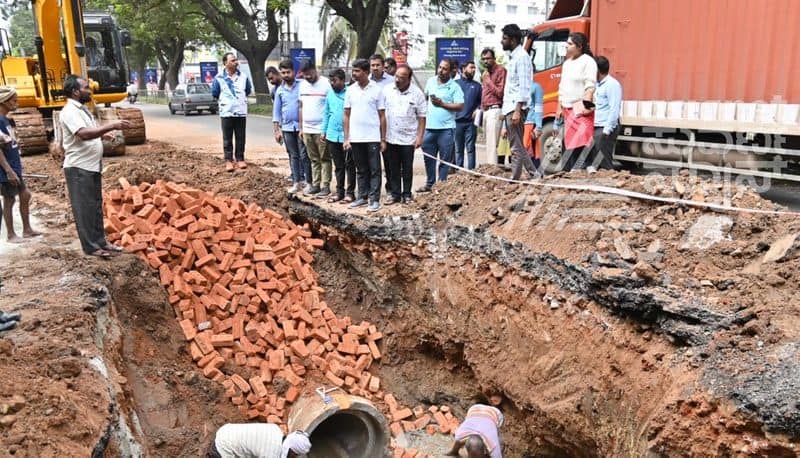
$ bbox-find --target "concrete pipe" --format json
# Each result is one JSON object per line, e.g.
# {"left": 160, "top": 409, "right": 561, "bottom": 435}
{"left": 288, "top": 390, "right": 389, "bottom": 458}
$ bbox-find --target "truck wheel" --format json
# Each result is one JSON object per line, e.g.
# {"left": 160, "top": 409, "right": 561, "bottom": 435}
{"left": 539, "top": 123, "right": 564, "bottom": 173}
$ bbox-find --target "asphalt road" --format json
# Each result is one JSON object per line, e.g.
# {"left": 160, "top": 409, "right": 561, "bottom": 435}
{"left": 134, "top": 101, "right": 281, "bottom": 157}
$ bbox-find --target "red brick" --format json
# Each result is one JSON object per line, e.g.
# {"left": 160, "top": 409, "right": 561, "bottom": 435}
{"left": 324, "top": 371, "right": 344, "bottom": 387}
{"left": 195, "top": 253, "right": 216, "bottom": 268}
{"left": 367, "top": 340, "right": 382, "bottom": 359}
{"left": 211, "top": 333, "right": 234, "bottom": 347}
{"left": 189, "top": 342, "right": 203, "bottom": 361}
{"left": 249, "top": 376, "right": 268, "bottom": 398}
{"left": 393, "top": 408, "right": 413, "bottom": 422}
{"left": 230, "top": 374, "right": 251, "bottom": 393}
{"left": 285, "top": 386, "right": 299, "bottom": 403}
{"left": 289, "top": 339, "right": 310, "bottom": 359}
{"left": 432, "top": 412, "right": 450, "bottom": 434}
{"left": 178, "top": 319, "right": 197, "bottom": 340}
{"left": 268, "top": 349, "right": 285, "bottom": 371}
{"left": 414, "top": 414, "right": 431, "bottom": 430}
{"left": 368, "top": 376, "right": 380, "bottom": 393}
{"left": 389, "top": 422, "right": 404, "bottom": 438}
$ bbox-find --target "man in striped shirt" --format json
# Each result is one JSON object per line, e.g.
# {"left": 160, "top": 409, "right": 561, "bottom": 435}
{"left": 299, "top": 60, "right": 333, "bottom": 197}
{"left": 448, "top": 404, "right": 505, "bottom": 458}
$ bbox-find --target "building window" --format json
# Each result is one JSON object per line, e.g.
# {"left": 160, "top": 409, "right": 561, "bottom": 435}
{"left": 507, "top": 5, "right": 517, "bottom": 14}
{"left": 485, "top": 25, "right": 495, "bottom": 34}
{"left": 485, "top": 2, "right": 495, "bottom": 12}
{"left": 528, "top": 6, "right": 536, "bottom": 15}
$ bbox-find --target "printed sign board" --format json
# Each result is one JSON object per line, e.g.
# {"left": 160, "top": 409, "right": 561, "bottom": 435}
{"left": 435, "top": 37, "right": 475, "bottom": 68}
{"left": 290, "top": 48, "right": 316, "bottom": 73}
{"left": 199, "top": 61, "right": 219, "bottom": 83}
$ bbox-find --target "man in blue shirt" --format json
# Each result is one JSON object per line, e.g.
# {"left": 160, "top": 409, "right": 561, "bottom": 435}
{"left": 273, "top": 59, "right": 312, "bottom": 194}
{"left": 454, "top": 61, "right": 482, "bottom": 170}
{"left": 418, "top": 59, "right": 464, "bottom": 192}
{"left": 0, "top": 86, "right": 42, "bottom": 243}
{"left": 211, "top": 52, "right": 252, "bottom": 172}
{"left": 591, "top": 56, "right": 622, "bottom": 171}
{"left": 320, "top": 69, "right": 355, "bottom": 203}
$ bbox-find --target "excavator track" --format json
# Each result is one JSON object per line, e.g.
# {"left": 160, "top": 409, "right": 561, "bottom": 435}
{"left": 116, "top": 107, "right": 146, "bottom": 145}
{"left": 12, "top": 108, "right": 49, "bottom": 156}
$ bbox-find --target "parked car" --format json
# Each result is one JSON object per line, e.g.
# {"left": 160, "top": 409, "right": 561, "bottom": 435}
{"left": 168, "top": 83, "right": 218, "bottom": 115}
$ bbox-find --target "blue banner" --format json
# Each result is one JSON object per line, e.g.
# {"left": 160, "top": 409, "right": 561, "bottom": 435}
{"left": 435, "top": 37, "right": 475, "bottom": 68}
{"left": 290, "top": 48, "right": 316, "bottom": 73}
{"left": 199, "top": 61, "right": 218, "bottom": 84}
{"left": 144, "top": 68, "right": 158, "bottom": 85}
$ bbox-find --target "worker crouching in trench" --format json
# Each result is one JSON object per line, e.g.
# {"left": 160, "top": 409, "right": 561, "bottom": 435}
{"left": 206, "top": 423, "right": 311, "bottom": 458}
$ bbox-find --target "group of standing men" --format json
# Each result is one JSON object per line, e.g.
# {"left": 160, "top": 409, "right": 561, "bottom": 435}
{"left": 272, "top": 54, "right": 436, "bottom": 212}
{"left": 211, "top": 23, "right": 623, "bottom": 216}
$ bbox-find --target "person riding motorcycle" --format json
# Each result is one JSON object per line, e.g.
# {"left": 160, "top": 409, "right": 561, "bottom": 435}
{"left": 127, "top": 82, "right": 138, "bottom": 103}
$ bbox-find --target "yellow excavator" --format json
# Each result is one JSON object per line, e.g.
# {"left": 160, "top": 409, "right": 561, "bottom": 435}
{"left": 0, "top": 0, "right": 145, "bottom": 155}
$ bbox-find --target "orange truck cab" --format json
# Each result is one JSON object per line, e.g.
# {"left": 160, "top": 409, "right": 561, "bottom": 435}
{"left": 526, "top": 0, "right": 800, "bottom": 181}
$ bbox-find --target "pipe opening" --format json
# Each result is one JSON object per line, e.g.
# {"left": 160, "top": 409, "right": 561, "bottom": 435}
{"left": 308, "top": 410, "right": 383, "bottom": 458}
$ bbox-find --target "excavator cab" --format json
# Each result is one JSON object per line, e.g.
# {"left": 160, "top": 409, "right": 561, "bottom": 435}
{"left": 84, "top": 12, "right": 130, "bottom": 103}
{"left": 0, "top": 3, "right": 144, "bottom": 155}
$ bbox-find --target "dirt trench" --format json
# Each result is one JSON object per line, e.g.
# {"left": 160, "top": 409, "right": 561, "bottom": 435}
{"left": 3, "top": 142, "right": 799, "bottom": 456}
{"left": 287, "top": 196, "right": 799, "bottom": 457}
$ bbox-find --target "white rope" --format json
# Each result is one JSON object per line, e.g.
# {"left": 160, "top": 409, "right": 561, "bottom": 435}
{"left": 417, "top": 149, "right": 800, "bottom": 217}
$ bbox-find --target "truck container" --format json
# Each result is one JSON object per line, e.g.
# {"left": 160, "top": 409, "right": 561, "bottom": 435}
{"left": 527, "top": 0, "right": 800, "bottom": 180}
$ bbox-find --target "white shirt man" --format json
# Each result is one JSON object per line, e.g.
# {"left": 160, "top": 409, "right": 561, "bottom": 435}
{"left": 343, "top": 62, "right": 387, "bottom": 212}
{"left": 382, "top": 70, "right": 427, "bottom": 203}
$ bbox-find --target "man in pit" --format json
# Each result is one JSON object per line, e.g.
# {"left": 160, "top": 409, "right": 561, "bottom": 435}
{"left": 206, "top": 423, "right": 311, "bottom": 458}
{"left": 447, "top": 404, "right": 505, "bottom": 458}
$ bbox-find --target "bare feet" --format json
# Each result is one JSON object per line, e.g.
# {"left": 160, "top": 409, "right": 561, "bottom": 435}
{"left": 225, "top": 161, "right": 235, "bottom": 172}
{"left": 236, "top": 161, "right": 247, "bottom": 170}
{"left": 23, "top": 229, "right": 42, "bottom": 238}
{"left": 6, "top": 234, "right": 24, "bottom": 243}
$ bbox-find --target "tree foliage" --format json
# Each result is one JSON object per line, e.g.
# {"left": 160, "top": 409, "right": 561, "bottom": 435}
{"left": 324, "top": 0, "right": 482, "bottom": 60}
{"left": 195, "top": 0, "right": 286, "bottom": 98}
{"left": 88, "top": 0, "right": 220, "bottom": 90}
{"left": 7, "top": 7, "right": 35, "bottom": 57}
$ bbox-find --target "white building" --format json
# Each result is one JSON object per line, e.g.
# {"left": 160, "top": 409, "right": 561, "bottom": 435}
{"left": 395, "top": 0, "right": 551, "bottom": 69}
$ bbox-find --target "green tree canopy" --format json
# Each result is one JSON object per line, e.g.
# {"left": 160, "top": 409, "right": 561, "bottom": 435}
{"left": 8, "top": 7, "right": 35, "bottom": 57}
{"left": 325, "top": 0, "right": 482, "bottom": 60}
{"left": 88, "top": 0, "right": 220, "bottom": 90}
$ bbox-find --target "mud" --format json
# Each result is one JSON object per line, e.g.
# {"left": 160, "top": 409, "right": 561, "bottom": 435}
{"left": 1, "top": 141, "right": 798, "bottom": 456}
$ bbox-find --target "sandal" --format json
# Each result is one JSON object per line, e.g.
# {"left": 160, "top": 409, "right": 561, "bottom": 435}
{"left": 327, "top": 195, "right": 343, "bottom": 203}
{"left": 104, "top": 244, "right": 124, "bottom": 253}
{"left": 341, "top": 196, "right": 354, "bottom": 204}
{"left": 88, "top": 249, "right": 113, "bottom": 259}
{"left": 237, "top": 161, "right": 248, "bottom": 170}
{"left": 225, "top": 162, "right": 235, "bottom": 172}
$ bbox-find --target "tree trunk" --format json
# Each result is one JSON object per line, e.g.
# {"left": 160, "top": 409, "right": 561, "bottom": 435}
{"left": 356, "top": 25, "right": 383, "bottom": 59}
{"left": 157, "top": 54, "right": 168, "bottom": 91}
{"left": 326, "top": 0, "right": 392, "bottom": 60}
{"left": 165, "top": 43, "right": 184, "bottom": 91}
{"left": 240, "top": 48, "right": 269, "bottom": 103}
{"left": 195, "top": 0, "right": 281, "bottom": 104}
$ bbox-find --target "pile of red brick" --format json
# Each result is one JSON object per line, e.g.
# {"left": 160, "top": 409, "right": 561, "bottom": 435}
{"left": 104, "top": 179, "right": 461, "bottom": 454}
{"left": 104, "top": 179, "right": 386, "bottom": 427}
